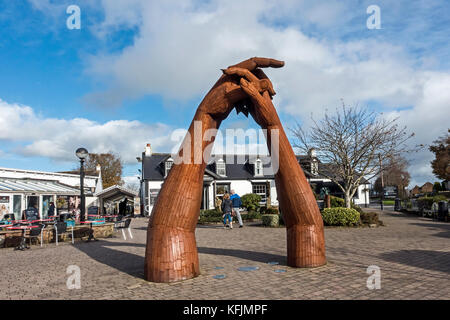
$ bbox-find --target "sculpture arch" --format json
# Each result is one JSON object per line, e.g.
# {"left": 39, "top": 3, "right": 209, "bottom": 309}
{"left": 144, "top": 58, "right": 326, "bottom": 283}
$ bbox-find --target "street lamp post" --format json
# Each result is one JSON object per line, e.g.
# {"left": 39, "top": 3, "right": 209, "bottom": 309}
{"left": 76, "top": 147, "right": 89, "bottom": 222}
{"left": 379, "top": 154, "right": 384, "bottom": 211}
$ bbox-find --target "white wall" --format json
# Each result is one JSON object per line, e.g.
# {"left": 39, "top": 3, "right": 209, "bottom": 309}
{"left": 354, "top": 183, "right": 370, "bottom": 206}
{"left": 143, "top": 178, "right": 370, "bottom": 213}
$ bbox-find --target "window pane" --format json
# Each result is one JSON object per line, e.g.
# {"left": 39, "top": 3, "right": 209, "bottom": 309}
{"left": 216, "top": 184, "right": 229, "bottom": 196}
{"left": 252, "top": 184, "right": 267, "bottom": 203}
{"left": 0, "top": 196, "right": 10, "bottom": 220}
{"left": 150, "top": 189, "right": 160, "bottom": 205}
{"left": 13, "top": 195, "right": 22, "bottom": 220}
{"left": 42, "top": 195, "right": 53, "bottom": 219}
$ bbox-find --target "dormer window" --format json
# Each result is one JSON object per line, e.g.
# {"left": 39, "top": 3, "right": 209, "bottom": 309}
{"left": 254, "top": 158, "right": 263, "bottom": 176}
{"left": 165, "top": 158, "right": 174, "bottom": 177}
{"left": 216, "top": 158, "right": 226, "bottom": 176}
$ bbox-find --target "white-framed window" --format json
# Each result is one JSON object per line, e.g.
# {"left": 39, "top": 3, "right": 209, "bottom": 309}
{"left": 252, "top": 183, "right": 267, "bottom": 203}
{"left": 216, "top": 183, "right": 230, "bottom": 199}
{"left": 311, "top": 159, "right": 318, "bottom": 175}
{"left": 216, "top": 159, "right": 226, "bottom": 176}
{"left": 165, "top": 158, "right": 174, "bottom": 177}
{"left": 149, "top": 189, "right": 160, "bottom": 205}
{"left": 254, "top": 158, "right": 263, "bottom": 176}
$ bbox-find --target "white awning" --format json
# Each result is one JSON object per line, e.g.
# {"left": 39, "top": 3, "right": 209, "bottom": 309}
{"left": 0, "top": 178, "right": 80, "bottom": 194}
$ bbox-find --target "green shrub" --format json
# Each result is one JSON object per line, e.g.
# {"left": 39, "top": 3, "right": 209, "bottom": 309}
{"left": 417, "top": 195, "right": 447, "bottom": 209}
{"left": 242, "top": 211, "right": 261, "bottom": 221}
{"left": 330, "top": 195, "right": 362, "bottom": 212}
{"left": 198, "top": 216, "right": 223, "bottom": 224}
{"left": 330, "top": 196, "right": 345, "bottom": 207}
{"left": 264, "top": 207, "right": 279, "bottom": 215}
{"left": 261, "top": 214, "right": 279, "bottom": 227}
{"left": 198, "top": 209, "right": 223, "bottom": 224}
{"left": 199, "top": 209, "right": 222, "bottom": 218}
{"left": 241, "top": 193, "right": 262, "bottom": 212}
{"left": 321, "top": 207, "right": 360, "bottom": 226}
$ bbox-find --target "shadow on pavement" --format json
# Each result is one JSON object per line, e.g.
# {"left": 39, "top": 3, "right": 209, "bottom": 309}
{"left": 75, "top": 241, "right": 146, "bottom": 278}
{"left": 379, "top": 249, "right": 450, "bottom": 274}
{"left": 198, "top": 247, "right": 287, "bottom": 265}
{"left": 409, "top": 222, "right": 450, "bottom": 239}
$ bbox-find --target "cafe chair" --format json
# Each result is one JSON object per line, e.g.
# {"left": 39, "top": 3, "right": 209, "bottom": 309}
{"left": 115, "top": 218, "right": 133, "bottom": 240}
{"left": 24, "top": 224, "right": 45, "bottom": 248}
{"left": 54, "top": 221, "right": 74, "bottom": 245}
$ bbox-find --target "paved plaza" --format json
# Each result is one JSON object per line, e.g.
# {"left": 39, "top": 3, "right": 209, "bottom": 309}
{"left": 0, "top": 209, "right": 449, "bottom": 300}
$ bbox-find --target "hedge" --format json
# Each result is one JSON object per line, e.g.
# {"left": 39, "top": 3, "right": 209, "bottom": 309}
{"left": 260, "top": 207, "right": 279, "bottom": 215}
{"left": 417, "top": 196, "right": 448, "bottom": 210}
{"left": 261, "top": 214, "right": 279, "bottom": 227}
{"left": 241, "top": 193, "right": 262, "bottom": 211}
{"left": 198, "top": 209, "right": 262, "bottom": 224}
{"left": 329, "top": 195, "right": 363, "bottom": 213}
{"left": 321, "top": 207, "right": 360, "bottom": 226}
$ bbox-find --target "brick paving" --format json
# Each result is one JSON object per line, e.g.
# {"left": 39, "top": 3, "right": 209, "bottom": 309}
{"left": 0, "top": 209, "right": 449, "bottom": 300}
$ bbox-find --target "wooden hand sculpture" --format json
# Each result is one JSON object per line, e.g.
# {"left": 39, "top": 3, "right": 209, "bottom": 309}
{"left": 223, "top": 67, "right": 327, "bottom": 268}
{"left": 144, "top": 58, "right": 284, "bottom": 282}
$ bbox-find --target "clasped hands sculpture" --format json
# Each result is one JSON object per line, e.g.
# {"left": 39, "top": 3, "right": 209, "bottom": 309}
{"left": 145, "top": 57, "right": 326, "bottom": 283}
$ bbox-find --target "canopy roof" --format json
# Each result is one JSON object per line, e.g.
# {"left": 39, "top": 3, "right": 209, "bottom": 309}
{"left": 0, "top": 178, "right": 80, "bottom": 194}
{"left": 95, "top": 185, "right": 138, "bottom": 203}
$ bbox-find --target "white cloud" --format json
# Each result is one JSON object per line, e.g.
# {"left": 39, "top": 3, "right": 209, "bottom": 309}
{"left": 79, "top": 0, "right": 449, "bottom": 187}
{"left": 0, "top": 99, "right": 175, "bottom": 164}
{"left": 17, "top": 0, "right": 450, "bottom": 187}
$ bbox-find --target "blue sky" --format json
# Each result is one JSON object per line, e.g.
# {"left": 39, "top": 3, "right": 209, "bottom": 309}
{"left": 0, "top": 0, "right": 449, "bottom": 187}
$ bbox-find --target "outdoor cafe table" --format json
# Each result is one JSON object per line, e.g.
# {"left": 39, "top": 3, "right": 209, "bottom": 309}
{"left": 6, "top": 225, "right": 39, "bottom": 250}
{"left": 80, "top": 220, "right": 104, "bottom": 242}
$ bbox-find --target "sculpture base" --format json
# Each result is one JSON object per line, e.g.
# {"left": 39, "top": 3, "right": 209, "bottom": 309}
{"left": 286, "top": 224, "right": 327, "bottom": 268}
{"left": 144, "top": 226, "right": 200, "bottom": 283}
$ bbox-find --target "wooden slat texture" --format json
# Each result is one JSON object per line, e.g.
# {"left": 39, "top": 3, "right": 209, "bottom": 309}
{"left": 144, "top": 58, "right": 326, "bottom": 283}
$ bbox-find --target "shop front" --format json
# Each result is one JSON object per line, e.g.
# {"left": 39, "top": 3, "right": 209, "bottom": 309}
{"left": 0, "top": 178, "right": 91, "bottom": 220}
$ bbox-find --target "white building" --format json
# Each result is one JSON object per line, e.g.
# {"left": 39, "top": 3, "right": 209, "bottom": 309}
{"left": 0, "top": 167, "right": 99, "bottom": 220}
{"left": 139, "top": 147, "right": 370, "bottom": 214}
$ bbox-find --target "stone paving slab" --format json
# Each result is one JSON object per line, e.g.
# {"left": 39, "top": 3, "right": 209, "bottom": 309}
{"left": 0, "top": 209, "right": 449, "bottom": 300}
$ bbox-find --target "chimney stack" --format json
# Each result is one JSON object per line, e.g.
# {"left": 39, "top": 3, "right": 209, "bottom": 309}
{"left": 145, "top": 143, "right": 152, "bottom": 156}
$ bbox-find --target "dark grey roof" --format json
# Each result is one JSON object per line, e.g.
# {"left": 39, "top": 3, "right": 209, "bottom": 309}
{"left": 142, "top": 153, "right": 369, "bottom": 184}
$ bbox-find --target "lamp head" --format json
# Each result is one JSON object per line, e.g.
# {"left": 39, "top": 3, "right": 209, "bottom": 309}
{"left": 76, "top": 147, "right": 89, "bottom": 160}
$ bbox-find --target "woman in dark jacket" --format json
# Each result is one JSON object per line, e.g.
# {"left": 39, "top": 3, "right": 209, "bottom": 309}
{"left": 221, "top": 193, "right": 233, "bottom": 229}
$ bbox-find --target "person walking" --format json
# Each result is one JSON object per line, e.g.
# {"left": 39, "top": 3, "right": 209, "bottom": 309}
{"left": 230, "top": 190, "right": 244, "bottom": 228}
{"left": 221, "top": 193, "right": 233, "bottom": 229}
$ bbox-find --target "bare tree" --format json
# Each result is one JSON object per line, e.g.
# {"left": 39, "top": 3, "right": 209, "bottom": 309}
{"left": 125, "top": 181, "right": 140, "bottom": 193}
{"left": 291, "top": 103, "right": 415, "bottom": 208}
{"left": 374, "top": 155, "right": 410, "bottom": 198}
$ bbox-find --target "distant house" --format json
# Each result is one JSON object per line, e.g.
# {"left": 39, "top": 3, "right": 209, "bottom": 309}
{"left": 421, "top": 182, "right": 434, "bottom": 194}
{"left": 410, "top": 182, "right": 435, "bottom": 197}
{"left": 139, "top": 146, "right": 370, "bottom": 214}
{"left": 411, "top": 185, "right": 421, "bottom": 196}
